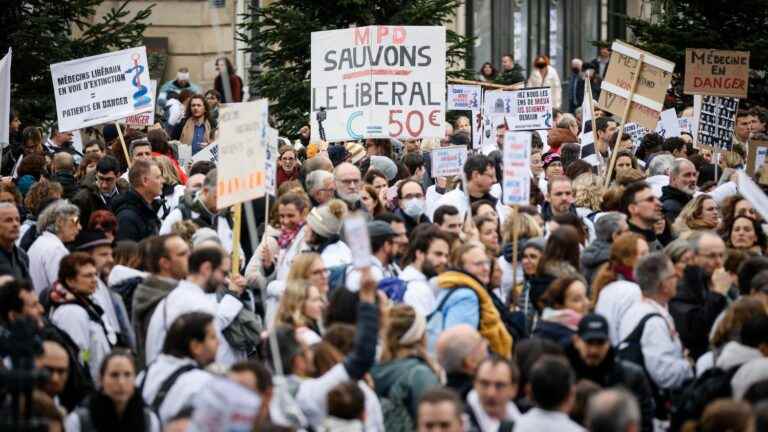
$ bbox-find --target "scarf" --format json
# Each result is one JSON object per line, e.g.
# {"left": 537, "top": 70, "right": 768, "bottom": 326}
{"left": 613, "top": 263, "right": 635, "bottom": 282}
{"left": 278, "top": 223, "right": 304, "bottom": 249}
{"left": 179, "top": 117, "right": 211, "bottom": 147}
{"left": 541, "top": 307, "right": 583, "bottom": 331}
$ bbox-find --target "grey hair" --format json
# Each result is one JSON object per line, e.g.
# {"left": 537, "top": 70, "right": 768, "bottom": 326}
{"left": 36, "top": 199, "right": 80, "bottom": 235}
{"left": 648, "top": 154, "right": 674, "bottom": 177}
{"left": 556, "top": 113, "right": 578, "bottom": 129}
{"left": 594, "top": 212, "right": 627, "bottom": 242}
{"left": 664, "top": 238, "right": 694, "bottom": 264}
{"left": 436, "top": 326, "right": 482, "bottom": 373}
{"left": 670, "top": 157, "right": 694, "bottom": 178}
{"left": 306, "top": 170, "right": 334, "bottom": 193}
{"left": 586, "top": 388, "right": 641, "bottom": 432}
{"left": 635, "top": 252, "right": 672, "bottom": 295}
{"left": 203, "top": 168, "right": 217, "bottom": 190}
{"left": 686, "top": 230, "right": 720, "bottom": 254}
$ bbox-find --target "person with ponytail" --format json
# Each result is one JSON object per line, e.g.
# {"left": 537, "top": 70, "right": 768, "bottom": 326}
{"left": 593, "top": 232, "right": 649, "bottom": 345}
{"left": 371, "top": 305, "right": 440, "bottom": 423}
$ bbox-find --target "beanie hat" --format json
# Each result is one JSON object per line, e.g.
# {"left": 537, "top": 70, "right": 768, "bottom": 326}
{"left": 542, "top": 152, "right": 561, "bottom": 170}
{"left": 191, "top": 227, "right": 222, "bottom": 248}
{"left": 345, "top": 142, "right": 367, "bottom": 165}
{"left": 369, "top": 155, "right": 398, "bottom": 181}
{"left": 327, "top": 145, "right": 349, "bottom": 167}
{"left": 307, "top": 199, "right": 348, "bottom": 238}
{"left": 546, "top": 127, "right": 579, "bottom": 151}
{"left": 17, "top": 175, "right": 36, "bottom": 196}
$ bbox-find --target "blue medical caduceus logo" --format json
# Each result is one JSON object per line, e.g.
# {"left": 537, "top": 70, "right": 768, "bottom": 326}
{"left": 126, "top": 53, "right": 151, "bottom": 109}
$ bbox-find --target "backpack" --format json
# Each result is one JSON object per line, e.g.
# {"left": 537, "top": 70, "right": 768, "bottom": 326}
{"left": 669, "top": 366, "right": 739, "bottom": 431}
{"left": 327, "top": 264, "right": 350, "bottom": 294}
{"left": 426, "top": 288, "right": 481, "bottom": 355}
{"left": 377, "top": 276, "right": 409, "bottom": 303}
{"left": 139, "top": 363, "right": 199, "bottom": 416}
{"left": 381, "top": 365, "right": 427, "bottom": 432}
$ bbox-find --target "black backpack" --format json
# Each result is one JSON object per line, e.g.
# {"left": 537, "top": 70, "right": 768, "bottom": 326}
{"left": 669, "top": 366, "right": 739, "bottom": 431}
{"left": 139, "top": 363, "right": 199, "bottom": 416}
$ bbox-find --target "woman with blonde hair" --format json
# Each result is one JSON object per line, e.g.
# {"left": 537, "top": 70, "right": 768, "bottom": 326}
{"left": 672, "top": 194, "right": 719, "bottom": 235}
{"left": 153, "top": 154, "right": 185, "bottom": 221}
{"left": 572, "top": 172, "right": 604, "bottom": 215}
{"left": 371, "top": 305, "right": 440, "bottom": 424}
{"left": 593, "top": 233, "right": 649, "bottom": 345}
{"left": 274, "top": 280, "right": 326, "bottom": 345}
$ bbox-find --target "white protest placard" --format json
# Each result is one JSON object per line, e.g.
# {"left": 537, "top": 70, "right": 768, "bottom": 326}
{"left": 655, "top": 108, "right": 681, "bottom": 138}
{"left": 431, "top": 145, "right": 467, "bottom": 178}
{"left": 264, "top": 128, "right": 279, "bottom": 195}
{"left": 678, "top": 117, "right": 692, "bottom": 134}
{"left": 624, "top": 123, "right": 648, "bottom": 151}
{"left": 447, "top": 84, "right": 481, "bottom": 111}
{"left": 216, "top": 100, "right": 268, "bottom": 208}
{"left": 344, "top": 214, "right": 372, "bottom": 269}
{"left": 191, "top": 143, "right": 217, "bottom": 164}
{"left": 471, "top": 110, "right": 482, "bottom": 149}
{"left": 505, "top": 87, "right": 553, "bottom": 130}
{"left": 738, "top": 171, "right": 768, "bottom": 223}
{"left": 502, "top": 132, "right": 531, "bottom": 205}
{"left": 190, "top": 377, "right": 261, "bottom": 432}
{"left": 51, "top": 46, "right": 153, "bottom": 132}
{"left": 310, "top": 26, "right": 445, "bottom": 142}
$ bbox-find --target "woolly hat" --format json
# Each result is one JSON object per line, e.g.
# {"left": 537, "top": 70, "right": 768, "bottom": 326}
{"left": 16, "top": 175, "right": 36, "bottom": 196}
{"left": 345, "top": 142, "right": 367, "bottom": 165}
{"left": 547, "top": 127, "right": 579, "bottom": 151}
{"left": 369, "top": 155, "right": 398, "bottom": 181}
{"left": 191, "top": 227, "right": 222, "bottom": 248}
{"left": 307, "top": 199, "right": 348, "bottom": 238}
{"left": 523, "top": 237, "right": 546, "bottom": 252}
{"left": 542, "top": 152, "right": 561, "bottom": 170}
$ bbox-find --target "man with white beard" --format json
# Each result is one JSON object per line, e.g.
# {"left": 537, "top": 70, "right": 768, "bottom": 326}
{"left": 333, "top": 162, "right": 365, "bottom": 212}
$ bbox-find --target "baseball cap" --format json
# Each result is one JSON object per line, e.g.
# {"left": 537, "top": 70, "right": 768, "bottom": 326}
{"left": 577, "top": 314, "right": 610, "bottom": 342}
{"left": 367, "top": 220, "right": 397, "bottom": 239}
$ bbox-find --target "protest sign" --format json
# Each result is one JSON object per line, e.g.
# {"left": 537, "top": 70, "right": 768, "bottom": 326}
{"left": 447, "top": 84, "right": 481, "bottom": 110}
{"left": 738, "top": 171, "right": 768, "bottom": 223}
{"left": 696, "top": 95, "right": 738, "bottom": 150}
{"left": 216, "top": 100, "right": 268, "bottom": 208}
{"left": 597, "top": 41, "right": 675, "bottom": 130}
{"left": 124, "top": 80, "right": 157, "bottom": 126}
{"left": 310, "top": 26, "right": 446, "bottom": 142}
{"left": 502, "top": 132, "right": 531, "bottom": 205}
{"left": 747, "top": 139, "right": 768, "bottom": 174}
{"left": 431, "top": 145, "right": 467, "bottom": 178}
{"left": 471, "top": 110, "right": 482, "bottom": 149}
{"left": 624, "top": 123, "right": 648, "bottom": 150}
{"left": 0, "top": 49, "right": 10, "bottom": 148}
{"left": 51, "top": 46, "right": 153, "bottom": 132}
{"left": 655, "top": 108, "right": 681, "bottom": 139}
{"left": 679, "top": 117, "right": 692, "bottom": 134}
{"left": 264, "top": 128, "right": 279, "bottom": 196}
{"left": 484, "top": 89, "right": 553, "bottom": 133}
{"left": 190, "top": 377, "right": 261, "bottom": 432}
{"left": 344, "top": 214, "right": 372, "bottom": 269}
{"left": 684, "top": 49, "right": 749, "bottom": 98}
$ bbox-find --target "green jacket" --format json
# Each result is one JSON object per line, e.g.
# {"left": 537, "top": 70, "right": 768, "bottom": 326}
{"left": 370, "top": 357, "right": 440, "bottom": 419}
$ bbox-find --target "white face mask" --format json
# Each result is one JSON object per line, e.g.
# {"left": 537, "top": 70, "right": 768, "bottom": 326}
{"left": 402, "top": 198, "right": 426, "bottom": 219}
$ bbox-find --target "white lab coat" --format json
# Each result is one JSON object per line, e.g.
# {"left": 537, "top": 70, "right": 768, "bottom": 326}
{"left": 594, "top": 280, "right": 642, "bottom": 346}
{"left": 429, "top": 184, "right": 509, "bottom": 226}
{"left": 138, "top": 354, "right": 213, "bottom": 423}
{"left": 400, "top": 265, "right": 436, "bottom": 316}
{"left": 51, "top": 302, "right": 115, "bottom": 382}
{"left": 28, "top": 231, "right": 69, "bottom": 294}
{"left": 527, "top": 65, "right": 563, "bottom": 109}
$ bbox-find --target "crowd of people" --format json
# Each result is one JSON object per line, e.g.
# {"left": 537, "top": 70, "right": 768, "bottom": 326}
{"left": 4, "top": 59, "right": 768, "bottom": 432}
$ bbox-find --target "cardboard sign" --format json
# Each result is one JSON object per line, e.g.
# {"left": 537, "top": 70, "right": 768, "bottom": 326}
{"left": 597, "top": 41, "right": 675, "bottom": 130}
{"left": 50, "top": 46, "right": 154, "bottom": 132}
{"left": 502, "top": 132, "right": 531, "bottom": 205}
{"left": 216, "top": 100, "right": 268, "bottom": 208}
{"left": 264, "top": 128, "right": 279, "bottom": 196}
{"left": 310, "top": 26, "right": 446, "bottom": 142}
{"left": 655, "top": 108, "right": 681, "bottom": 139}
{"left": 684, "top": 49, "right": 749, "bottom": 98}
{"left": 447, "top": 85, "right": 481, "bottom": 110}
{"left": 747, "top": 139, "right": 768, "bottom": 174}
{"left": 696, "top": 95, "right": 738, "bottom": 150}
{"left": 431, "top": 145, "right": 467, "bottom": 178}
{"left": 344, "top": 214, "right": 372, "bottom": 269}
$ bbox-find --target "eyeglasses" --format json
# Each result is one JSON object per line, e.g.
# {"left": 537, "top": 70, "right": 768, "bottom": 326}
{"left": 280, "top": 157, "right": 296, "bottom": 162}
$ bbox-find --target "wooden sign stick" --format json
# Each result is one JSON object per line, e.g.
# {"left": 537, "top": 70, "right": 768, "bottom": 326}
{"left": 604, "top": 54, "right": 644, "bottom": 188}
{"left": 231, "top": 203, "right": 242, "bottom": 274}
{"left": 115, "top": 122, "right": 131, "bottom": 169}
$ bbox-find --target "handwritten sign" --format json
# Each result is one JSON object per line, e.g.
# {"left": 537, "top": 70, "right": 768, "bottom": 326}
{"left": 502, "top": 132, "right": 531, "bottom": 205}
{"left": 310, "top": 26, "right": 446, "bottom": 142}
{"left": 624, "top": 123, "right": 649, "bottom": 151}
{"left": 684, "top": 49, "right": 749, "bottom": 98}
{"left": 597, "top": 41, "right": 675, "bottom": 130}
{"left": 431, "top": 145, "right": 467, "bottom": 178}
{"left": 447, "top": 85, "right": 481, "bottom": 110}
{"left": 50, "top": 46, "right": 153, "bottom": 132}
{"left": 696, "top": 95, "right": 738, "bottom": 150}
{"left": 216, "top": 100, "right": 268, "bottom": 208}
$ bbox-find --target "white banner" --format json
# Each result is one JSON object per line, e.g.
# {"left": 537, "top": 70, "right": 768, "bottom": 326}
{"left": 502, "top": 132, "right": 532, "bottom": 205}
{"left": 310, "top": 26, "right": 446, "bottom": 142}
{"left": 447, "top": 84, "right": 481, "bottom": 111}
{"left": 484, "top": 88, "right": 553, "bottom": 135}
{"left": 0, "top": 49, "right": 10, "bottom": 147}
{"left": 50, "top": 46, "right": 153, "bottom": 132}
{"left": 216, "top": 100, "right": 268, "bottom": 208}
{"left": 431, "top": 145, "right": 467, "bottom": 178}
{"left": 655, "top": 108, "right": 681, "bottom": 139}
{"left": 264, "top": 128, "right": 279, "bottom": 196}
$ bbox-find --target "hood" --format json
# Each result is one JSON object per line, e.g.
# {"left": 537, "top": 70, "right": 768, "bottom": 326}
{"left": 132, "top": 275, "right": 178, "bottom": 323}
{"left": 108, "top": 264, "right": 148, "bottom": 286}
{"left": 371, "top": 357, "right": 422, "bottom": 396}
{"left": 715, "top": 341, "right": 763, "bottom": 371}
{"left": 581, "top": 239, "right": 611, "bottom": 267}
{"left": 661, "top": 185, "right": 692, "bottom": 203}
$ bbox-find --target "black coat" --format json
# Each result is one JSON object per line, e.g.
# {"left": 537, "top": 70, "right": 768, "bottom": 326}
{"left": 52, "top": 171, "right": 79, "bottom": 200}
{"left": 565, "top": 343, "right": 655, "bottom": 432}
{"left": 0, "top": 245, "right": 30, "bottom": 281}
{"left": 111, "top": 190, "right": 160, "bottom": 242}
{"left": 72, "top": 181, "right": 129, "bottom": 227}
{"left": 669, "top": 265, "right": 728, "bottom": 360}
{"left": 660, "top": 185, "right": 692, "bottom": 225}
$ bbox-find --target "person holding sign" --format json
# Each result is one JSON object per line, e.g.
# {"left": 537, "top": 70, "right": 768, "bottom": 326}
{"left": 171, "top": 95, "right": 213, "bottom": 156}
{"left": 527, "top": 55, "right": 562, "bottom": 109}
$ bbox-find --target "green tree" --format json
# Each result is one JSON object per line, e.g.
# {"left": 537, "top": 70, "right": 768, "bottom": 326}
{"left": 1, "top": 1, "right": 153, "bottom": 125}
{"left": 239, "top": 0, "right": 474, "bottom": 136}
{"left": 625, "top": 0, "right": 768, "bottom": 108}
